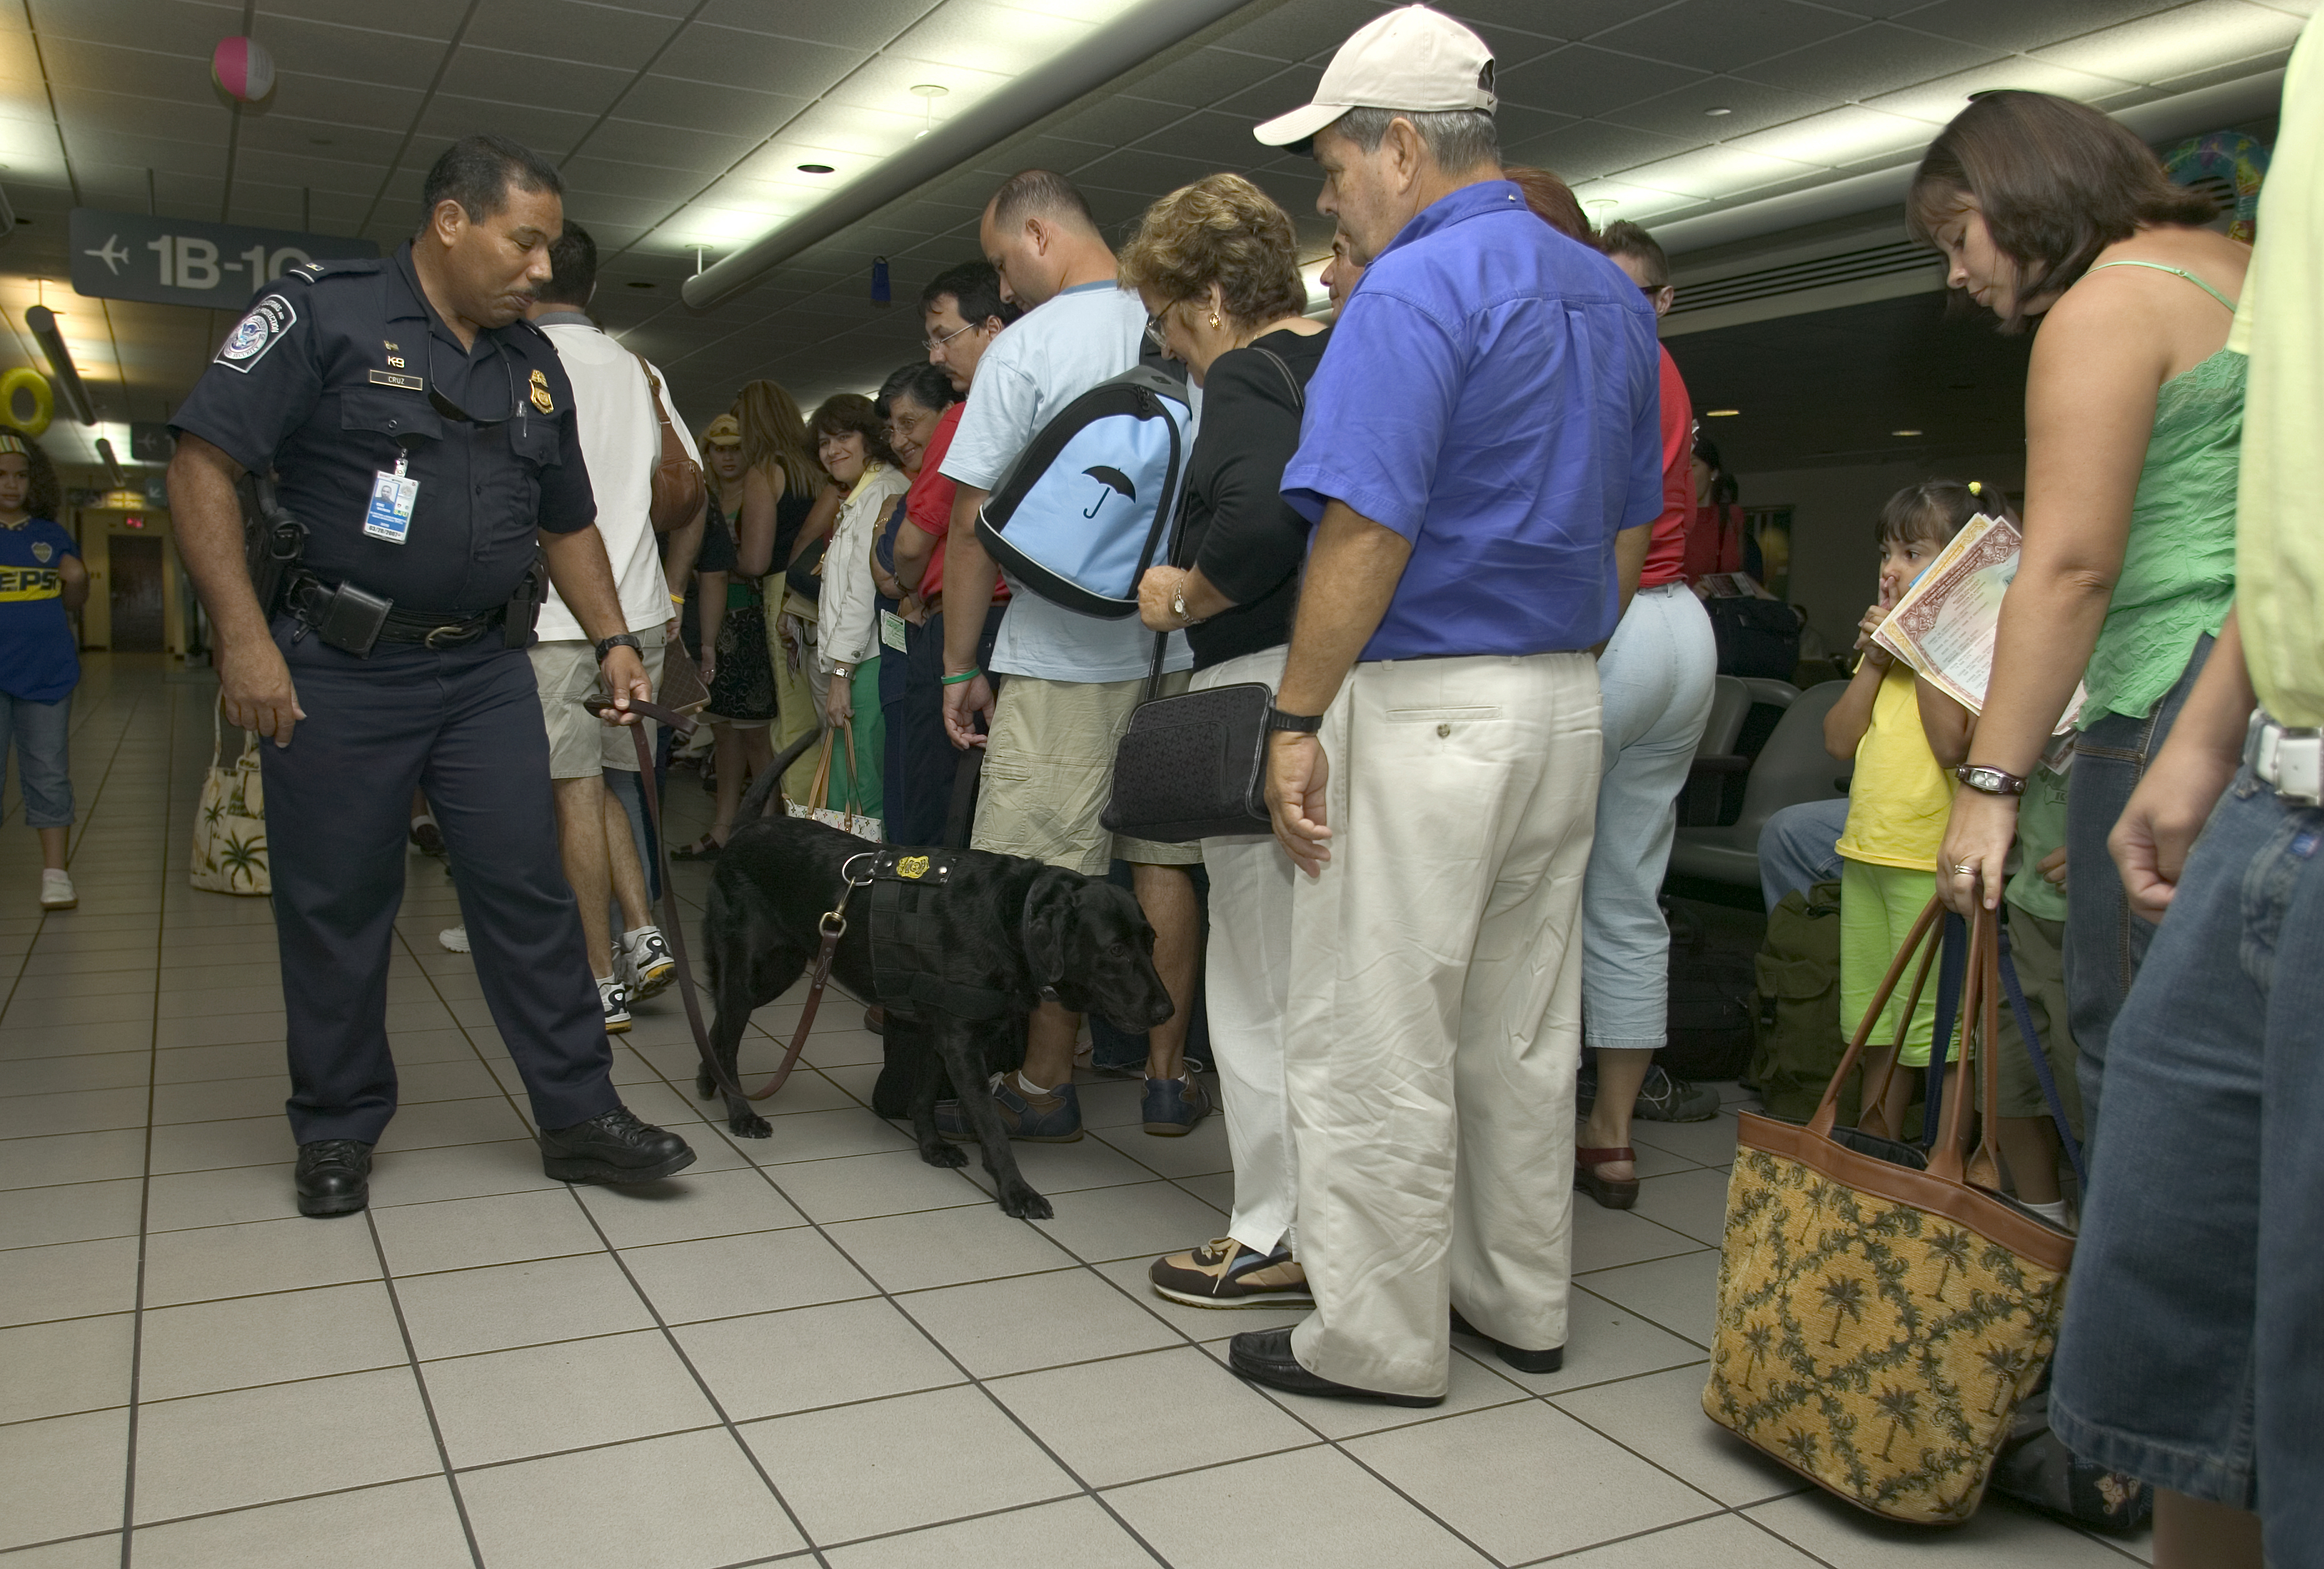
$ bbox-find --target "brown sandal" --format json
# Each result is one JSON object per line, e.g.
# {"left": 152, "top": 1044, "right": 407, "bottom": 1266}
{"left": 1576, "top": 1145, "right": 1640, "bottom": 1211}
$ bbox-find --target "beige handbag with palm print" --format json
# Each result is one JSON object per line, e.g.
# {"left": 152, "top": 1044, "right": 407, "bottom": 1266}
{"left": 190, "top": 698, "right": 270, "bottom": 896}
{"left": 1705, "top": 899, "right": 2074, "bottom": 1524}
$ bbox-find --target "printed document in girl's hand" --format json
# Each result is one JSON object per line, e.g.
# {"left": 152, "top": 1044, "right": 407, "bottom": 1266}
{"left": 1872, "top": 512, "right": 2084, "bottom": 734}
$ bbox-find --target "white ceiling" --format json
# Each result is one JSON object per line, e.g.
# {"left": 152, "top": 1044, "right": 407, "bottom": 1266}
{"left": 0, "top": 0, "right": 2310, "bottom": 469}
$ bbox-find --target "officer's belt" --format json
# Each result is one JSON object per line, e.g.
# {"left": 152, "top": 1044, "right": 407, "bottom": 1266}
{"left": 289, "top": 574, "right": 505, "bottom": 648}
{"left": 865, "top": 848, "right": 1017, "bottom": 1023}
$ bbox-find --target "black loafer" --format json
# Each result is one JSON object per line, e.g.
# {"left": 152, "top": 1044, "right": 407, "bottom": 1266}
{"left": 295, "top": 1139, "right": 373, "bottom": 1218}
{"left": 1451, "top": 1308, "right": 1564, "bottom": 1373}
{"left": 539, "top": 1107, "right": 696, "bottom": 1185}
{"left": 1228, "top": 1327, "right": 1443, "bottom": 1407}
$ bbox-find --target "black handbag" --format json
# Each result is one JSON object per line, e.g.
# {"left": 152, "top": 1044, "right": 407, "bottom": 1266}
{"left": 1101, "top": 347, "right": 1307, "bottom": 844}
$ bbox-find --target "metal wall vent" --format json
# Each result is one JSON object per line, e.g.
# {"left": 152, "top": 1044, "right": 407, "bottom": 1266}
{"left": 1671, "top": 240, "right": 1943, "bottom": 317}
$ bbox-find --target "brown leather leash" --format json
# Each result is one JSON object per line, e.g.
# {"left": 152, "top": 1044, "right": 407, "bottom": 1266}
{"left": 584, "top": 697, "right": 852, "bottom": 1104}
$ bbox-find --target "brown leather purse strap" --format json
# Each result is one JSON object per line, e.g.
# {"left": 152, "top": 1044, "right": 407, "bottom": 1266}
{"left": 584, "top": 698, "right": 828, "bottom": 1103}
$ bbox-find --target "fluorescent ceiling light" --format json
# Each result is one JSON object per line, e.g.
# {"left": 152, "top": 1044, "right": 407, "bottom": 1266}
{"left": 1891, "top": 428, "right": 1923, "bottom": 436}
{"left": 1725, "top": 105, "right": 1947, "bottom": 169}
{"left": 1617, "top": 145, "right": 1821, "bottom": 200}
{"left": 1706, "top": 408, "right": 1742, "bottom": 417}
{"left": 2032, "top": 0, "right": 2305, "bottom": 86}
{"left": 1865, "top": 59, "right": 2137, "bottom": 125}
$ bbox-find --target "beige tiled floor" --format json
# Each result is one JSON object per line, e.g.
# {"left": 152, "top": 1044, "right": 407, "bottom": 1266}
{"left": 1, "top": 657, "right": 2152, "bottom": 1567}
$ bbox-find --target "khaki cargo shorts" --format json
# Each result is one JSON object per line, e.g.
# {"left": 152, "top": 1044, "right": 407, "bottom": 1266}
{"left": 972, "top": 671, "right": 1201, "bottom": 874}
{"left": 530, "top": 624, "right": 667, "bottom": 779}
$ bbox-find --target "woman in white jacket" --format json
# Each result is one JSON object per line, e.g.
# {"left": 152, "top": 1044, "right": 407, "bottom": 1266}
{"left": 808, "top": 393, "right": 911, "bottom": 819}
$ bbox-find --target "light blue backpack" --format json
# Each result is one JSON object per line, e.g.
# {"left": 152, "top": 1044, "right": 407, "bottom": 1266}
{"left": 974, "top": 365, "right": 1191, "bottom": 618}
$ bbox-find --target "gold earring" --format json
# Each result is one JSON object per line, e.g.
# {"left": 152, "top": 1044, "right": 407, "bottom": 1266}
{"left": 1209, "top": 312, "right": 1220, "bottom": 328}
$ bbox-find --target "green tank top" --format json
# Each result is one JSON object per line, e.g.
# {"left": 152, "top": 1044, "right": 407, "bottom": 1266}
{"left": 2077, "top": 260, "right": 2243, "bottom": 729}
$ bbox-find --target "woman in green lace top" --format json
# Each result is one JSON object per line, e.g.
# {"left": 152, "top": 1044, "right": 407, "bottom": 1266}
{"left": 1910, "top": 92, "right": 2248, "bottom": 1136}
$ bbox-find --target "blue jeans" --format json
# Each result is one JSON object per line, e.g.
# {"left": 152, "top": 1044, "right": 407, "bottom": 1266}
{"left": 1582, "top": 585, "right": 1717, "bottom": 1049}
{"left": 1, "top": 692, "right": 73, "bottom": 829}
{"left": 1757, "top": 797, "right": 1848, "bottom": 912}
{"left": 2063, "top": 637, "right": 2210, "bottom": 1150}
{"left": 2051, "top": 763, "right": 2324, "bottom": 1559}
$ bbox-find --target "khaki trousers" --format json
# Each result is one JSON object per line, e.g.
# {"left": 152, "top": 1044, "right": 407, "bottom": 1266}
{"left": 1285, "top": 652, "right": 1602, "bottom": 1398}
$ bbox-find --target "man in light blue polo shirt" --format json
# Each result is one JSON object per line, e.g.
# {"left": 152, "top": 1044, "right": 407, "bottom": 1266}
{"left": 935, "top": 170, "right": 1207, "bottom": 1142}
{"left": 1224, "top": 4, "right": 1664, "bottom": 1408}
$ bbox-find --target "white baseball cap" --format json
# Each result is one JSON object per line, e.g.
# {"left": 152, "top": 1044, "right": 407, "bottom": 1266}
{"left": 1252, "top": 5, "right": 1497, "bottom": 149}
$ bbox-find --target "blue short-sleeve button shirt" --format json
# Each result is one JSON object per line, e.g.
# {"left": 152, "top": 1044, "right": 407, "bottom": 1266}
{"left": 1280, "top": 180, "right": 1664, "bottom": 662}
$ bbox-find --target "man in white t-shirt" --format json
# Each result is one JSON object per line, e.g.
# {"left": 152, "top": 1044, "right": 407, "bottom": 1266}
{"left": 936, "top": 170, "right": 1207, "bottom": 1142}
{"left": 525, "top": 224, "right": 698, "bottom": 1032}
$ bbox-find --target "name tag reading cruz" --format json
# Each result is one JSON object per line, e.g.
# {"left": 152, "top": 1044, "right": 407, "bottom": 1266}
{"left": 363, "top": 466, "right": 419, "bottom": 544}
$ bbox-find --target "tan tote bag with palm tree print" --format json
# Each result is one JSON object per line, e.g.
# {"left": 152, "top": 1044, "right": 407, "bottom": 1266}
{"left": 190, "top": 698, "right": 270, "bottom": 896}
{"left": 1705, "top": 899, "right": 2074, "bottom": 1524}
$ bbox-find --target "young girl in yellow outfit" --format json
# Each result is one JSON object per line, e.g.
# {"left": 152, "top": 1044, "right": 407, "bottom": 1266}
{"left": 1825, "top": 480, "right": 1994, "bottom": 1136}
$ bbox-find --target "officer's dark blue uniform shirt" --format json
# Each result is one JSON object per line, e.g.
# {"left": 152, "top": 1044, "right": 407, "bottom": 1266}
{"left": 170, "top": 242, "right": 596, "bottom": 613}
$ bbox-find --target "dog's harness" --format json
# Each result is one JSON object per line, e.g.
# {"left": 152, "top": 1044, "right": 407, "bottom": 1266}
{"left": 865, "top": 848, "right": 1027, "bottom": 1024}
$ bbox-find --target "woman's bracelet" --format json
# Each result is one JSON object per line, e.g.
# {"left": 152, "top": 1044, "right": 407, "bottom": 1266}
{"left": 941, "top": 668, "right": 981, "bottom": 687}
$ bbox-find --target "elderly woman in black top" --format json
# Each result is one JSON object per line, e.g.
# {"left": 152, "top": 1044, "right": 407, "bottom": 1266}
{"left": 1120, "top": 172, "right": 1328, "bottom": 1311}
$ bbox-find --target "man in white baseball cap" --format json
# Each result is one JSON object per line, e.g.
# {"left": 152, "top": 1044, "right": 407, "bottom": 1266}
{"left": 1227, "top": 4, "right": 1666, "bottom": 1407}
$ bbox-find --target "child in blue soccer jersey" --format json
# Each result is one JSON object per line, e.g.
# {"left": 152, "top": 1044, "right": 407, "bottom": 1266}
{"left": 0, "top": 434, "right": 86, "bottom": 909}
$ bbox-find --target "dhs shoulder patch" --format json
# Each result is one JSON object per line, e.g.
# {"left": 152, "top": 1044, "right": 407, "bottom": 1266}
{"left": 215, "top": 294, "right": 298, "bottom": 373}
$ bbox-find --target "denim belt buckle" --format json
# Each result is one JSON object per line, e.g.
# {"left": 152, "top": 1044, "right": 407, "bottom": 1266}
{"left": 2254, "top": 713, "right": 2323, "bottom": 807}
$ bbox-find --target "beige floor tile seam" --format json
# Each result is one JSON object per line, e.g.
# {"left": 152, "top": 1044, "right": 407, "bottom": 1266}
{"left": 382, "top": 909, "right": 843, "bottom": 1569}
{"left": 1503, "top": 1507, "right": 1783, "bottom": 1569}
{"left": 586, "top": 1038, "right": 1184, "bottom": 1568}
{"left": 111, "top": 682, "right": 192, "bottom": 1563}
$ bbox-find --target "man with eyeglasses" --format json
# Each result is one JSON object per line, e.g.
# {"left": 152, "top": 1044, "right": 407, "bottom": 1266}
{"left": 167, "top": 134, "right": 696, "bottom": 1220}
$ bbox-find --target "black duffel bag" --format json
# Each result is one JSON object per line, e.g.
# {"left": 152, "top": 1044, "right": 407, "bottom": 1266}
{"left": 1705, "top": 595, "right": 1803, "bottom": 678}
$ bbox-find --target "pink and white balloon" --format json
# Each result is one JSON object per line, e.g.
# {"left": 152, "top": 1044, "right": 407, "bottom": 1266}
{"left": 212, "top": 37, "right": 275, "bottom": 104}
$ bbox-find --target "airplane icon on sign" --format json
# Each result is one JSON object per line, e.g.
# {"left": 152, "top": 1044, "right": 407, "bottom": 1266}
{"left": 82, "top": 235, "right": 129, "bottom": 274}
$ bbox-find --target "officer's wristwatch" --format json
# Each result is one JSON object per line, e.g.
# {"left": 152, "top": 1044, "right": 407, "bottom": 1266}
{"left": 1266, "top": 706, "right": 1324, "bottom": 735}
{"left": 594, "top": 633, "right": 643, "bottom": 665}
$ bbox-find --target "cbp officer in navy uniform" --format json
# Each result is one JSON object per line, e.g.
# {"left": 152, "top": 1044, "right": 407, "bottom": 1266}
{"left": 167, "top": 134, "right": 695, "bottom": 1216}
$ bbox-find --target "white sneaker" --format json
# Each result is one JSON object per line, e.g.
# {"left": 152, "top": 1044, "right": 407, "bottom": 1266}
{"left": 598, "top": 974, "right": 632, "bottom": 1034}
{"left": 622, "top": 926, "right": 676, "bottom": 999}
{"left": 438, "top": 926, "right": 470, "bottom": 953}
{"left": 39, "top": 869, "right": 75, "bottom": 910}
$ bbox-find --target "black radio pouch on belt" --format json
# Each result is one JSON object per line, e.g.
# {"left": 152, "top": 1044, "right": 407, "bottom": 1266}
{"left": 236, "top": 471, "right": 308, "bottom": 618}
{"left": 866, "top": 849, "right": 1015, "bottom": 1025}
{"left": 503, "top": 551, "right": 546, "bottom": 649}
{"left": 313, "top": 580, "right": 392, "bottom": 655}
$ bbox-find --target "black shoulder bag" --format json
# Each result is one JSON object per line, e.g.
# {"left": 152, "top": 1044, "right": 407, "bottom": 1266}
{"left": 1099, "top": 348, "right": 1302, "bottom": 844}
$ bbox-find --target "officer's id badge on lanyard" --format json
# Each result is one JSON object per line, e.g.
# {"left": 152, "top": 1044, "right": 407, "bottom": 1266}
{"left": 365, "top": 452, "right": 418, "bottom": 544}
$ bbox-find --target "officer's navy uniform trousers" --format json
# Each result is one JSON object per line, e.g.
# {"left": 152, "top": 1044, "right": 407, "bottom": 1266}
{"left": 263, "top": 625, "right": 617, "bottom": 1144}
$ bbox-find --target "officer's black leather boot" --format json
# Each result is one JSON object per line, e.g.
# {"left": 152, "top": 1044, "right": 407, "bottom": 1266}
{"left": 538, "top": 1107, "right": 696, "bottom": 1184}
{"left": 294, "top": 1139, "right": 373, "bottom": 1218}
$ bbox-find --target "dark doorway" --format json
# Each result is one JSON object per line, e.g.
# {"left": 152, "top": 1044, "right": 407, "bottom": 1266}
{"left": 109, "top": 535, "right": 165, "bottom": 652}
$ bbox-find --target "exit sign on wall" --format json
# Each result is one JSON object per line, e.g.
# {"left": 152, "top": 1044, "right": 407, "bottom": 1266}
{"left": 69, "top": 208, "right": 378, "bottom": 311}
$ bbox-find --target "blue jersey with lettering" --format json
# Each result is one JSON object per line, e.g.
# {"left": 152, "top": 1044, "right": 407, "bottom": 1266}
{"left": 0, "top": 517, "right": 79, "bottom": 701}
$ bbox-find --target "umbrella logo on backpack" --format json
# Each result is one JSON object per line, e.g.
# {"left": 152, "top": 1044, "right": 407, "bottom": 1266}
{"left": 1081, "top": 466, "right": 1135, "bottom": 519}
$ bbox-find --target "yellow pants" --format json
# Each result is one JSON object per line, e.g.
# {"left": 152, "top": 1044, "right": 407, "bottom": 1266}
{"left": 1840, "top": 858, "right": 1941, "bottom": 1068}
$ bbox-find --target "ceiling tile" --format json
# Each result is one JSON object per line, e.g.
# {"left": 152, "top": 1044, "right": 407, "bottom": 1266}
{"left": 1602, "top": 74, "right": 1843, "bottom": 140}
{"left": 434, "top": 46, "right": 634, "bottom": 119}
{"left": 423, "top": 95, "right": 603, "bottom": 159}
{"left": 1127, "top": 48, "right": 1304, "bottom": 110}
{"left": 2031, "top": 0, "right": 2305, "bottom": 83}
{"left": 459, "top": 0, "right": 683, "bottom": 61}
{"left": 1721, "top": 102, "right": 1941, "bottom": 166}
{"left": 1591, "top": 0, "right": 1860, "bottom": 72}
{"left": 651, "top": 23, "right": 859, "bottom": 97}
{"left": 257, "top": 0, "right": 475, "bottom": 42}
{"left": 33, "top": 0, "right": 223, "bottom": 57}
{"left": 1440, "top": 0, "right": 1687, "bottom": 45}
{"left": 1734, "top": 23, "right": 2004, "bottom": 98}
{"left": 1861, "top": 56, "right": 2140, "bottom": 121}
{"left": 1501, "top": 44, "right": 1708, "bottom": 119}
{"left": 564, "top": 154, "right": 700, "bottom": 196}
{"left": 690, "top": 0, "right": 940, "bottom": 51}
{"left": 247, "top": 14, "right": 453, "bottom": 87}
{"left": 1890, "top": 0, "right": 2185, "bottom": 52}
{"left": 1501, "top": 117, "right": 1695, "bottom": 183}
{"left": 573, "top": 118, "right": 757, "bottom": 172}
{"left": 41, "top": 38, "right": 217, "bottom": 106}
{"left": 619, "top": 75, "right": 807, "bottom": 142}
{"left": 1215, "top": 0, "right": 1399, "bottom": 63}
{"left": 1617, "top": 143, "right": 1823, "bottom": 197}
{"left": 258, "top": 73, "right": 428, "bottom": 132}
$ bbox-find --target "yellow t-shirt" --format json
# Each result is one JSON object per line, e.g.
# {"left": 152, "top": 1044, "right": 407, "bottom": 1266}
{"left": 1836, "top": 664, "right": 1957, "bottom": 871}
{"left": 2232, "top": 12, "right": 2324, "bottom": 727}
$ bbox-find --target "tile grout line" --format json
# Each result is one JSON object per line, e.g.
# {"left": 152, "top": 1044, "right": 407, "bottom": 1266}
{"left": 116, "top": 678, "right": 179, "bottom": 1568}
{"left": 361, "top": 1209, "right": 491, "bottom": 1568}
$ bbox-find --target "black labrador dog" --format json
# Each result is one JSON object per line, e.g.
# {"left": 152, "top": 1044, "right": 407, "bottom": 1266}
{"left": 700, "top": 807, "right": 1174, "bottom": 1220}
